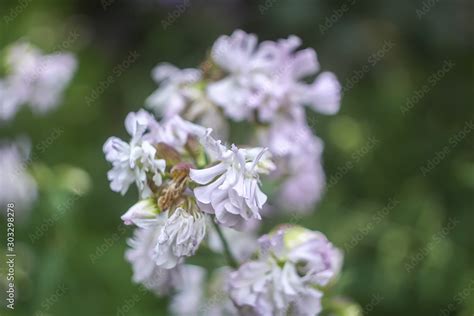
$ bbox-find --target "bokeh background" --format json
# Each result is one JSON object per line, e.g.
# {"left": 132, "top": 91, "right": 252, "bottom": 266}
{"left": 1, "top": 0, "right": 473, "bottom": 315}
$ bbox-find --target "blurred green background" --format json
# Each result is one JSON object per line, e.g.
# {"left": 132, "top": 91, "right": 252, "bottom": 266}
{"left": 1, "top": 0, "right": 473, "bottom": 315}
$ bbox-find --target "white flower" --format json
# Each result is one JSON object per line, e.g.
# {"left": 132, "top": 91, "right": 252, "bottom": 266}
{"left": 207, "top": 30, "right": 273, "bottom": 121}
{"left": 169, "top": 264, "right": 207, "bottom": 316}
{"left": 0, "top": 41, "right": 77, "bottom": 121}
{"left": 145, "top": 63, "right": 230, "bottom": 139}
{"left": 154, "top": 207, "right": 206, "bottom": 269}
{"left": 125, "top": 226, "right": 178, "bottom": 295}
{"left": 279, "top": 162, "right": 325, "bottom": 212}
{"left": 190, "top": 134, "right": 274, "bottom": 229}
{"left": 0, "top": 139, "right": 37, "bottom": 217}
{"left": 149, "top": 115, "right": 207, "bottom": 151}
{"left": 207, "top": 30, "right": 341, "bottom": 123}
{"left": 210, "top": 30, "right": 271, "bottom": 75}
{"left": 121, "top": 198, "right": 160, "bottom": 227}
{"left": 103, "top": 110, "right": 166, "bottom": 198}
{"left": 258, "top": 116, "right": 326, "bottom": 212}
{"left": 301, "top": 71, "right": 341, "bottom": 115}
{"left": 228, "top": 226, "right": 343, "bottom": 316}
{"left": 146, "top": 63, "right": 201, "bottom": 118}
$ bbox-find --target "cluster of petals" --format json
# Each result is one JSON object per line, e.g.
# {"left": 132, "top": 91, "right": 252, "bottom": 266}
{"left": 190, "top": 131, "right": 275, "bottom": 229}
{"left": 103, "top": 29, "right": 347, "bottom": 316}
{"left": 228, "top": 226, "right": 343, "bottom": 316}
{"left": 103, "top": 110, "right": 166, "bottom": 198}
{"left": 103, "top": 110, "right": 206, "bottom": 198}
{"left": 123, "top": 200, "right": 207, "bottom": 270}
{"left": 144, "top": 30, "right": 341, "bottom": 136}
{"left": 125, "top": 225, "right": 206, "bottom": 299}
{"left": 259, "top": 115, "right": 326, "bottom": 212}
{"left": 0, "top": 41, "right": 76, "bottom": 122}
{"left": 208, "top": 30, "right": 341, "bottom": 122}
{"left": 146, "top": 63, "right": 228, "bottom": 139}
{"left": 142, "top": 30, "right": 341, "bottom": 213}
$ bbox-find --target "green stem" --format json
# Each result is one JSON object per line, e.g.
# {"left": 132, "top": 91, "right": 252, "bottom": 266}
{"left": 212, "top": 219, "right": 238, "bottom": 268}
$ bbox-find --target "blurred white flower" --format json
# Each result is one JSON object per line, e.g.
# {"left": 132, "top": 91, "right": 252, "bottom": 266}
{"left": 190, "top": 133, "right": 274, "bottom": 229}
{"left": 169, "top": 264, "right": 207, "bottom": 316}
{"left": 154, "top": 207, "right": 206, "bottom": 269}
{"left": 0, "top": 41, "right": 77, "bottom": 122}
{"left": 208, "top": 30, "right": 341, "bottom": 122}
{"left": 125, "top": 226, "right": 176, "bottom": 295}
{"left": 148, "top": 114, "right": 207, "bottom": 151}
{"left": 279, "top": 162, "right": 325, "bottom": 213}
{"left": 146, "top": 63, "right": 201, "bottom": 117}
{"left": 228, "top": 226, "right": 343, "bottom": 316}
{"left": 146, "top": 63, "right": 229, "bottom": 139}
{"left": 0, "top": 139, "right": 37, "bottom": 216}
{"left": 103, "top": 110, "right": 166, "bottom": 198}
{"left": 207, "top": 30, "right": 273, "bottom": 121}
{"left": 259, "top": 116, "right": 326, "bottom": 212}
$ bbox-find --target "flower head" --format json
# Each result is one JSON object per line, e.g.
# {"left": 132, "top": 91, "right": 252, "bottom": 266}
{"left": 208, "top": 30, "right": 341, "bottom": 123}
{"left": 146, "top": 63, "right": 201, "bottom": 118}
{"left": 154, "top": 207, "right": 207, "bottom": 269}
{"left": 258, "top": 116, "right": 326, "bottom": 212}
{"left": 190, "top": 133, "right": 274, "bottom": 229}
{"left": 169, "top": 264, "right": 207, "bottom": 315}
{"left": 103, "top": 110, "right": 166, "bottom": 197}
{"left": 125, "top": 226, "right": 179, "bottom": 295}
{"left": 0, "top": 41, "right": 76, "bottom": 121}
{"left": 228, "top": 226, "right": 343, "bottom": 316}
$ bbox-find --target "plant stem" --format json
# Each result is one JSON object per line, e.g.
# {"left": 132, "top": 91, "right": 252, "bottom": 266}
{"left": 212, "top": 219, "right": 238, "bottom": 268}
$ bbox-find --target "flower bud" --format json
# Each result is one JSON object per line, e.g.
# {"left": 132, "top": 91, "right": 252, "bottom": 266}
{"left": 121, "top": 198, "right": 160, "bottom": 227}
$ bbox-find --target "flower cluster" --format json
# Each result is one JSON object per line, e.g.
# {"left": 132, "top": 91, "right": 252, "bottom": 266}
{"left": 0, "top": 41, "right": 77, "bottom": 122}
{"left": 0, "top": 139, "right": 38, "bottom": 216}
{"left": 146, "top": 29, "right": 341, "bottom": 213}
{"left": 229, "top": 226, "right": 342, "bottom": 315}
{"left": 0, "top": 40, "right": 78, "bottom": 218}
{"left": 104, "top": 30, "right": 346, "bottom": 316}
{"left": 104, "top": 110, "right": 272, "bottom": 267}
